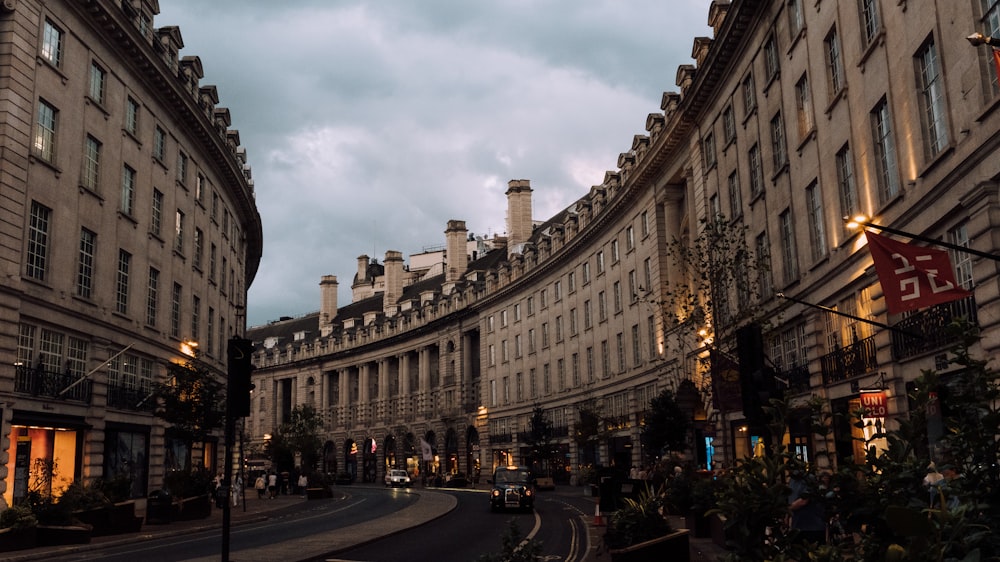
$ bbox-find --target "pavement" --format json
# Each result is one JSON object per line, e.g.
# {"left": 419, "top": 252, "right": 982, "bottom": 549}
{"left": 0, "top": 484, "right": 729, "bottom": 562}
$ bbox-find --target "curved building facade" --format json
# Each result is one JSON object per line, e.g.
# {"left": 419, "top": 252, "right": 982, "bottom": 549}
{"left": 0, "top": 0, "right": 262, "bottom": 506}
{"left": 249, "top": 0, "right": 1000, "bottom": 482}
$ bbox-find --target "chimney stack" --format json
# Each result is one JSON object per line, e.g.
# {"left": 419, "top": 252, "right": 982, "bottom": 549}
{"left": 319, "top": 275, "right": 338, "bottom": 334}
{"left": 445, "top": 220, "right": 468, "bottom": 283}
{"left": 506, "top": 179, "right": 533, "bottom": 257}
{"left": 384, "top": 250, "right": 404, "bottom": 314}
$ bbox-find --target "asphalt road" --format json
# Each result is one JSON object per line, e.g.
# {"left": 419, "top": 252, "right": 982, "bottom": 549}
{"left": 38, "top": 488, "right": 419, "bottom": 562}
{"left": 333, "top": 487, "right": 593, "bottom": 562}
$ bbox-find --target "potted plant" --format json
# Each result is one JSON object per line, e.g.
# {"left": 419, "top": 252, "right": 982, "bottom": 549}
{"left": 603, "top": 484, "right": 690, "bottom": 562}
{"left": 163, "top": 469, "right": 213, "bottom": 521}
{"left": 0, "top": 505, "right": 37, "bottom": 552}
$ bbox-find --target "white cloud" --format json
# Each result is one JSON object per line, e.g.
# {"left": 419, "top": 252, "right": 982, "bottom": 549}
{"left": 156, "top": 0, "right": 713, "bottom": 326}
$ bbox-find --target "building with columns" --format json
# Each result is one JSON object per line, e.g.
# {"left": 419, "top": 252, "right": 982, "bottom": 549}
{"left": 249, "top": 0, "right": 1000, "bottom": 482}
{"left": 0, "top": 0, "right": 262, "bottom": 507}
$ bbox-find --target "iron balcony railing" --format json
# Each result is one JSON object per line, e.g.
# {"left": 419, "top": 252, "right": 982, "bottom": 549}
{"left": 782, "top": 364, "right": 812, "bottom": 395}
{"left": 820, "top": 334, "right": 879, "bottom": 385}
{"left": 14, "top": 364, "right": 92, "bottom": 403}
{"left": 891, "top": 295, "right": 978, "bottom": 360}
{"left": 106, "top": 384, "right": 156, "bottom": 412}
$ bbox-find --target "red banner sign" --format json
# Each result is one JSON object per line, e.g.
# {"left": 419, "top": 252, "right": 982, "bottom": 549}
{"left": 865, "top": 230, "right": 971, "bottom": 315}
{"left": 860, "top": 391, "right": 888, "bottom": 418}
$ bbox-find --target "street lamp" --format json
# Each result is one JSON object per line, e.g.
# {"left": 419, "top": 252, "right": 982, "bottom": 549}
{"left": 966, "top": 32, "right": 999, "bottom": 47}
{"left": 844, "top": 214, "right": 1000, "bottom": 263}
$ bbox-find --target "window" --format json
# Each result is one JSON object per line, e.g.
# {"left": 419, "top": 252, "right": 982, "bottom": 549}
{"left": 514, "top": 334, "right": 522, "bottom": 358}
{"left": 211, "top": 191, "right": 219, "bottom": 221}
{"left": 779, "top": 210, "right": 798, "bottom": 284}
{"left": 89, "top": 62, "right": 106, "bottom": 104}
{"left": 640, "top": 211, "right": 650, "bottom": 237}
{"left": 611, "top": 239, "right": 619, "bottom": 263}
{"left": 570, "top": 308, "right": 578, "bottom": 335}
{"left": 35, "top": 100, "right": 57, "bottom": 162}
{"left": 125, "top": 97, "right": 139, "bottom": 135}
{"left": 555, "top": 316, "right": 563, "bottom": 342}
{"left": 540, "top": 289, "right": 547, "bottom": 308}
{"left": 613, "top": 281, "right": 622, "bottom": 313}
{"left": 772, "top": 323, "right": 808, "bottom": 373}
{"left": 487, "top": 315, "right": 494, "bottom": 332}
{"left": 170, "top": 283, "right": 182, "bottom": 338}
{"left": 557, "top": 359, "right": 565, "bottom": 391}
{"left": 207, "top": 308, "right": 214, "bottom": 356}
{"left": 117, "top": 250, "right": 131, "bottom": 314}
{"left": 742, "top": 73, "right": 757, "bottom": 115}
{"left": 192, "top": 295, "right": 201, "bottom": 341}
{"left": 983, "top": 0, "right": 1000, "bottom": 92}
{"left": 488, "top": 344, "right": 496, "bottom": 366}
{"left": 568, "top": 272, "right": 576, "bottom": 293}
{"left": 749, "top": 143, "right": 763, "bottom": 198}
{"left": 596, "top": 251, "right": 605, "bottom": 274}
{"left": 196, "top": 174, "right": 205, "bottom": 203}
{"left": 153, "top": 126, "right": 166, "bottom": 161}
{"left": 500, "top": 309, "right": 508, "bottom": 327}
{"left": 764, "top": 36, "right": 779, "bottom": 81}
{"left": 598, "top": 291, "right": 607, "bottom": 321}
{"left": 194, "top": 228, "right": 204, "bottom": 269}
{"left": 643, "top": 258, "right": 652, "bottom": 292}
{"left": 949, "top": 223, "right": 974, "bottom": 290}
{"left": 501, "top": 340, "right": 508, "bottom": 362}
{"left": 541, "top": 323, "right": 549, "bottom": 347}
{"left": 543, "top": 364, "right": 551, "bottom": 395}
{"left": 150, "top": 188, "right": 163, "bottom": 236}
{"left": 528, "top": 328, "right": 536, "bottom": 354}
{"left": 41, "top": 20, "right": 63, "bottom": 67}
{"left": 616, "top": 332, "right": 626, "bottom": 372}
{"left": 77, "top": 228, "right": 96, "bottom": 299}
{"left": 728, "top": 171, "right": 742, "bottom": 218}
{"left": 722, "top": 106, "right": 736, "bottom": 145}
{"left": 825, "top": 28, "right": 844, "bottom": 99}
{"left": 859, "top": 0, "right": 881, "bottom": 48}
{"left": 174, "top": 210, "right": 185, "bottom": 253}
{"left": 177, "top": 152, "right": 188, "bottom": 185}
{"left": 121, "top": 165, "right": 136, "bottom": 216}
{"left": 703, "top": 132, "right": 717, "bottom": 168}
{"left": 756, "top": 232, "right": 773, "bottom": 299}
{"left": 26, "top": 202, "right": 51, "bottom": 281}
{"left": 221, "top": 257, "right": 228, "bottom": 292}
{"left": 709, "top": 194, "right": 721, "bottom": 218}
{"left": 586, "top": 347, "right": 595, "bottom": 382}
{"left": 871, "top": 97, "right": 900, "bottom": 203}
{"left": 631, "top": 324, "right": 641, "bottom": 366}
{"left": 916, "top": 38, "right": 948, "bottom": 159}
{"left": 209, "top": 243, "right": 217, "bottom": 281}
{"left": 625, "top": 226, "right": 635, "bottom": 251}
{"left": 146, "top": 268, "right": 159, "bottom": 326}
{"left": 527, "top": 296, "right": 534, "bottom": 315}
{"left": 601, "top": 340, "right": 610, "bottom": 377}
{"left": 770, "top": 112, "right": 788, "bottom": 170}
{"left": 554, "top": 280, "right": 562, "bottom": 301}
{"left": 572, "top": 353, "right": 580, "bottom": 386}
{"left": 582, "top": 262, "right": 590, "bottom": 284}
{"left": 806, "top": 181, "right": 827, "bottom": 262}
{"left": 584, "top": 300, "right": 592, "bottom": 329}
{"left": 647, "top": 315, "right": 658, "bottom": 359}
{"left": 529, "top": 369, "right": 536, "bottom": 397}
{"left": 795, "top": 74, "right": 814, "bottom": 140}
{"left": 82, "top": 135, "right": 101, "bottom": 191}
{"left": 788, "top": 0, "right": 804, "bottom": 37}
{"left": 628, "top": 270, "right": 637, "bottom": 303}
{"left": 836, "top": 144, "right": 860, "bottom": 220}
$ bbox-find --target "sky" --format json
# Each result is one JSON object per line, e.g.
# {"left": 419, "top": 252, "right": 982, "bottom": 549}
{"left": 154, "top": 1, "right": 713, "bottom": 328}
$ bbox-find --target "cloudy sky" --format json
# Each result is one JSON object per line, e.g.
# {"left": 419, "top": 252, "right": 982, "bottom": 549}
{"left": 155, "top": 1, "right": 712, "bottom": 327}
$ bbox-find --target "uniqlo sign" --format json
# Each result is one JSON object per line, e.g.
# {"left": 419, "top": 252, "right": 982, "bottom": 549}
{"left": 860, "top": 391, "right": 888, "bottom": 418}
{"left": 865, "top": 230, "right": 971, "bottom": 315}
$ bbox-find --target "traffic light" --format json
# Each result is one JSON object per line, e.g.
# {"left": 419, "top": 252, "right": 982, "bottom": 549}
{"left": 227, "top": 337, "right": 255, "bottom": 418}
{"left": 736, "top": 323, "right": 782, "bottom": 426}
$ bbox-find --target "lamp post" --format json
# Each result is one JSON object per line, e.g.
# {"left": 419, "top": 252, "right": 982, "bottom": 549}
{"left": 845, "top": 215, "right": 1000, "bottom": 263}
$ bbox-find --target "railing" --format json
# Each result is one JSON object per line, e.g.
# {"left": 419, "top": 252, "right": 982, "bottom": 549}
{"left": 14, "top": 365, "right": 92, "bottom": 403}
{"left": 820, "top": 334, "right": 879, "bottom": 385}
{"left": 891, "top": 295, "right": 978, "bottom": 360}
{"left": 489, "top": 432, "right": 513, "bottom": 444}
{"left": 782, "top": 364, "right": 812, "bottom": 395}
{"left": 106, "top": 384, "right": 156, "bottom": 412}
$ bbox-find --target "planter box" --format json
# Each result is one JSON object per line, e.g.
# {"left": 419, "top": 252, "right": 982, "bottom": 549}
{"left": 74, "top": 501, "right": 143, "bottom": 536}
{"left": 608, "top": 529, "right": 690, "bottom": 562}
{"left": 37, "top": 524, "right": 92, "bottom": 545}
{"left": 175, "top": 494, "right": 212, "bottom": 521}
{"left": 306, "top": 487, "right": 330, "bottom": 500}
{"left": 0, "top": 527, "right": 37, "bottom": 552}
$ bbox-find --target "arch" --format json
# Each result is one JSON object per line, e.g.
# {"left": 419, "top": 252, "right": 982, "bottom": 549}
{"left": 322, "top": 440, "right": 337, "bottom": 474}
{"left": 383, "top": 434, "right": 398, "bottom": 470}
{"left": 444, "top": 427, "right": 459, "bottom": 474}
{"left": 465, "top": 426, "right": 481, "bottom": 483}
{"left": 363, "top": 437, "right": 377, "bottom": 483}
{"left": 344, "top": 439, "right": 358, "bottom": 482}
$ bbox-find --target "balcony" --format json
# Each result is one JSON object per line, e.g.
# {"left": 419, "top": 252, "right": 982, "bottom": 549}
{"left": 820, "top": 334, "right": 878, "bottom": 385}
{"left": 782, "top": 364, "right": 812, "bottom": 395}
{"left": 106, "top": 384, "right": 156, "bottom": 412}
{"left": 14, "top": 365, "right": 92, "bottom": 404}
{"left": 891, "top": 295, "right": 978, "bottom": 360}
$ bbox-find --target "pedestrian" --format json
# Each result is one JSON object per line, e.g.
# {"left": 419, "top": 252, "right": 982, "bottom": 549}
{"left": 255, "top": 474, "right": 266, "bottom": 499}
{"left": 280, "top": 471, "right": 290, "bottom": 495}
{"left": 298, "top": 473, "right": 309, "bottom": 497}
{"left": 788, "top": 467, "right": 826, "bottom": 545}
{"left": 268, "top": 471, "right": 277, "bottom": 499}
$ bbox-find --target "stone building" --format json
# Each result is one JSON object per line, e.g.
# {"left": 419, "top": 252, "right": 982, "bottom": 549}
{"left": 248, "top": 0, "right": 1000, "bottom": 482}
{"left": 0, "top": 0, "right": 262, "bottom": 506}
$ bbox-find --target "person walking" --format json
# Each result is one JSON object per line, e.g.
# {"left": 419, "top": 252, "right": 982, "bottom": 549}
{"left": 297, "top": 473, "right": 309, "bottom": 497}
{"left": 267, "top": 471, "right": 278, "bottom": 499}
{"left": 255, "top": 474, "right": 266, "bottom": 499}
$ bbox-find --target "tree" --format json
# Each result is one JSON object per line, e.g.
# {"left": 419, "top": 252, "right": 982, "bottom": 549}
{"left": 641, "top": 389, "right": 690, "bottom": 459}
{"left": 266, "top": 405, "right": 324, "bottom": 472}
{"left": 523, "top": 405, "right": 555, "bottom": 475}
{"left": 153, "top": 356, "right": 226, "bottom": 443}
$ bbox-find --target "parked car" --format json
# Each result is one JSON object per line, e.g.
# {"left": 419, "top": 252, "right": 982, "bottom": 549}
{"left": 489, "top": 466, "right": 534, "bottom": 512}
{"left": 384, "top": 469, "right": 412, "bottom": 488}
